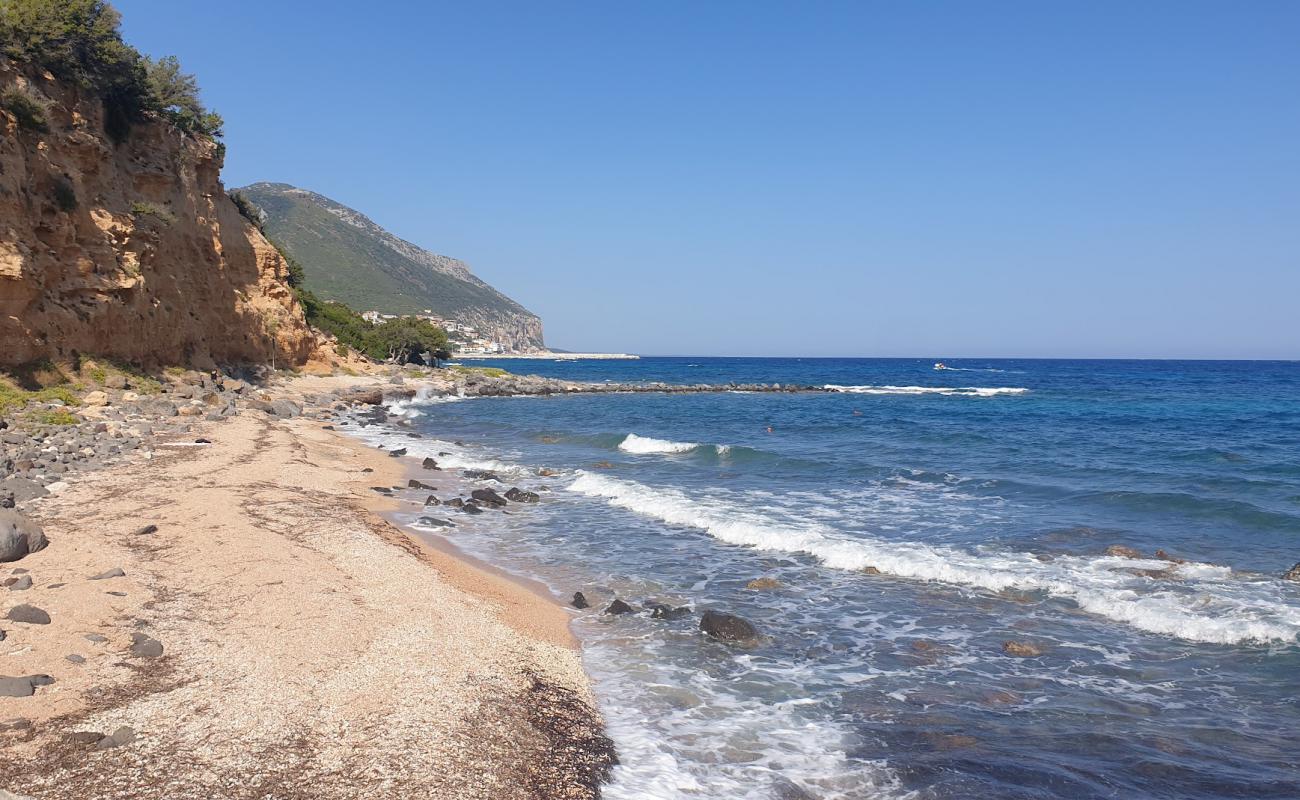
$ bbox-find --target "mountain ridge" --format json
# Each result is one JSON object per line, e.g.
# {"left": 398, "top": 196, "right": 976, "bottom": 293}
{"left": 239, "top": 183, "right": 545, "bottom": 352}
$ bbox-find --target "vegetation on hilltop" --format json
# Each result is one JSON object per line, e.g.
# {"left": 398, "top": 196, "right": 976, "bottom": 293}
{"left": 296, "top": 289, "right": 451, "bottom": 364}
{"left": 0, "top": 0, "right": 222, "bottom": 139}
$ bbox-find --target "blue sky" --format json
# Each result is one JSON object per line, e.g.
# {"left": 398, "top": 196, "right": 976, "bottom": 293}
{"left": 115, "top": 1, "right": 1298, "bottom": 358}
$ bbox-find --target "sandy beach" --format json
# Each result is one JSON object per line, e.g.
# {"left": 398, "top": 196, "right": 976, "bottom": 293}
{"left": 0, "top": 380, "right": 613, "bottom": 799}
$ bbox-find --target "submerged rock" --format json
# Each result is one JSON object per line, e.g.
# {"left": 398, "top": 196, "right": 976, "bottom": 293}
{"left": 1283, "top": 563, "right": 1300, "bottom": 582}
{"left": 571, "top": 592, "right": 590, "bottom": 609}
{"left": 504, "top": 487, "right": 540, "bottom": 503}
{"left": 700, "top": 610, "right": 759, "bottom": 642}
{"left": 746, "top": 577, "right": 781, "bottom": 590}
{"left": 604, "top": 599, "right": 634, "bottom": 615}
{"left": 1105, "top": 545, "right": 1143, "bottom": 559}
{"left": 650, "top": 604, "right": 691, "bottom": 620}
{"left": 471, "top": 488, "right": 508, "bottom": 507}
{"left": 1002, "top": 640, "right": 1047, "bottom": 657}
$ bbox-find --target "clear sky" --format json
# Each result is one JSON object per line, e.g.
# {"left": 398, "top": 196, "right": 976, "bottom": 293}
{"left": 115, "top": 1, "right": 1298, "bottom": 358}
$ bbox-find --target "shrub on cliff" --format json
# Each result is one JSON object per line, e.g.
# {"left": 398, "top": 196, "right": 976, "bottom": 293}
{"left": 229, "top": 191, "right": 265, "bottom": 234}
{"left": 295, "top": 290, "right": 450, "bottom": 365}
{"left": 0, "top": 0, "right": 221, "bottom": 140}
{"left": 0, "top": 86, "right": 48, "bottom": 131}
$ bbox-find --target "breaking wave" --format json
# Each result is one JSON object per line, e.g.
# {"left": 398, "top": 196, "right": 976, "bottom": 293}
{"left": 618, "top": 433, "right": 730, "bottom": 456}
{"left": 568, "top": 472, "right": 1300, "bottom": 646}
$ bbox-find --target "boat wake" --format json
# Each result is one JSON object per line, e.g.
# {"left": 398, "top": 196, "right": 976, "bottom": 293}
{"left": 826, "top": 384, "right": 1028, "bottom": 397}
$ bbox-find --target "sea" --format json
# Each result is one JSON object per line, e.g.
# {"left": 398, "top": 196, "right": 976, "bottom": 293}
{"left": 342, "top": 357, "right": 1300, "bottom": 800}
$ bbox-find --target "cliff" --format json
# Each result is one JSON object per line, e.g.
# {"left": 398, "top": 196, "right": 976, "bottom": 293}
{"left": 239, "top": 182, "right": 546, "bottom": 353}
{"left": 0, "top": 60, "right": 314, "bottom": 370}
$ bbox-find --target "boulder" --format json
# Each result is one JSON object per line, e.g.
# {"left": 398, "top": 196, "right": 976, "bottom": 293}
{"left": 604, "top": 599, "right": 634, "bottom": 615}
{"left": 1002, "top": 640, "right": 1047, "bottom": 657}
{"left": 424, "top": 495, "right": 441, "bottom": 506}
{"left": 133, "top": 524, "right": 158, "bottom": 536}
{"left": 1154, "top": 549, "right": 1186, "bottom": 564}
{"left": 462, "top": 469, "right": 500, "bottom": 482}
{"left": 445, "top": 498, "right": 464, "bottom": 508}
{"left": 504, "top": 487, "right": 540, "bottom": 503}
{"left": 6, "top": 604, "right": 50, "bottom": 625}
{"left": 1283, "top": 563, "right": 1300, "bottom": 582}
{"left": 421, "top": 457, "right": 441, "bottom": 470}
{"left": 1105, "top": 545, "right": 1143, "bottom": 559}
{"left": 388, "top": 448, "right": 407, "bottom": 457}
{"left": 416, "top": 517, "right": 455, "bottom": 529}
{"left": 700, "top": 610, "right": 759, "bottom": 642}
{"left": 460, "top": 502, "right": 484, "bottom": 515}
{"left": 0, "top": 675, "right": 53, "bottom": 698}
{"left": 571, "top": 592, "right": 590, "bottom": 609}
{"left": 470, "top": 488, "right": 507, "bottom": 508}
{"left": 0, "top": 510, "right": 48, "bottom": 563}
{"left": 82, "top": 390, "right": 109, "bottom": 407}
{"left": 408, "top": 479, "right": 435, "bottom": 491}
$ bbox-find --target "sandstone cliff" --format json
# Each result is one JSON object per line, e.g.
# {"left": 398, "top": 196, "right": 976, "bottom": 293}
{"left": 0, "top": 59, "right": 314, "bottom": 370}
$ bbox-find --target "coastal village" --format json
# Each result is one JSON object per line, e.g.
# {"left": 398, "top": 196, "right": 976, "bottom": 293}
{"left": 360, "top": 310, "right": 506, "bottom": 355}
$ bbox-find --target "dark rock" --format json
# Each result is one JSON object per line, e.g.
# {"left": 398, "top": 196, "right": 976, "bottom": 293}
{"left": 445, "top": 498, "right": 464, "bottom": 508}
{"left": 133, "top": 524, "right": 158, "bottom": 536}
{"left": 65, "top": 654, "right": 85, "bottom": 664}
{"left": 371, "top": 487, "right": 393, "bottom": 495}
{"left": 421, "top": 457, "right": 441, "bottom": 470}
{"left": 1002, "top": 640, "right": 1047, "bottom": 657}
{"left": 0, "top": 675, "right": 53, "bottom": 697}
{"left": 650, "top": 604, "right": 691, "bottom": 620}
{"left": 4, "top": 575, "right": 32, "bottom": 591}
{"left": 471, "top": 488, "right": 507, "bottom": 507}
{"left": 1105, "top": 545, "right": 1143, "bottom": 559}
{"left": 90, "top": 567, "right": 126, "bottom": 580}
{"left": 1154, "top": 549, "right": 1186, "bottom": 563}
{"left": 69, "top": 731, "right": 104, "bottom": 745}
{"left": 195, "top": 438, "right": 212, "bottom": 444}
{"left": 416, "top": 517, "right": 455, "bottom": 528}
{"left": 504, "top": 487, "right": 540, "bottom": 503}
{"left": 462, "top": 469, "right": 500, "bottom": 482}
{"left": 604, "top": 599, "right": 634, "bottom": 615}
{"left": 1282, "top": 562, "right": 1300, "bottom": 582}
{"left": 321, "top": 425, "right": 335, "bottom": 431}
{"left": 700, "top": 610, "right": 759, "bottom": 642}
{"left": 84, "top": 634, "right": 108, "bottom": 643}
{"left": 408, "top": 479, "right": 435, "bottom": 491}
{"left": 424, "top": 496, "right": 440, "bottom": 506}
{"left": 460, "top": 502, "right": 484, "bottom": 515}
{"left": 95, "top": 726, "right": 136, "bottom": 749}
{"left": 0, "top": 718, "right": 31, "bottom": 731}
{"left": 130, "top": 633, "right": 163, "bottom": 658}
{"left": 571, "top": 592, "right": 590, "bottom": 609}
{"left": 389, "top": 448, "right": 407, "bottom": 458}
{"left": 6, "top": 604, "right": 50, "bottom": 625}
{"left": 361, "top": 468, "right": 374, "bottom": 473}
{"left": 0, "top": 510, "right": 49, "bottom": 563}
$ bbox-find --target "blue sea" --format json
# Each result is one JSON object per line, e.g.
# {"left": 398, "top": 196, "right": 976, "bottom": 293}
{"left": 348, "top": 358, "right": 1300, "bottom": 799}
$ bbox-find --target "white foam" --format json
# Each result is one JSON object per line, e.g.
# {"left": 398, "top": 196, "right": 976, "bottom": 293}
{"left": 619, "top": 433, "right": 700, "bottom": 454}
{"left": 825, "top": 384, "right": 1028, "bottom": 397}
{"left": 382, "top": 384, "right": 467, "bottom": 419}
{"left": 568, "top": 472, "right": 1300, "bottom": 646}
{"left": 617, "top": 433, "right": 732, "bottom": 456}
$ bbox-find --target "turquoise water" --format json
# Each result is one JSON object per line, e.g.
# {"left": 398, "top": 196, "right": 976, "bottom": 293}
{"left": 351, "top": 358, "right": 1300, "bottom": 799}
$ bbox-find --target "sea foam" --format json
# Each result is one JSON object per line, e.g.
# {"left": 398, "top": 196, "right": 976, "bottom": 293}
{"left": 568, "top": 472, "right": 1300, "bottom": 646}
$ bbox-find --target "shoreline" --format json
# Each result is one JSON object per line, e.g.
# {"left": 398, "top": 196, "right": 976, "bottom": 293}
{"left": 0, "top": 374, "right": 615, "bottom": 799}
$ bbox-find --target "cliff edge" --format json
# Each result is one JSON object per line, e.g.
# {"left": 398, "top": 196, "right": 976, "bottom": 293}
{"left": 0, "top": 59, "right": 314, "bottom": 370}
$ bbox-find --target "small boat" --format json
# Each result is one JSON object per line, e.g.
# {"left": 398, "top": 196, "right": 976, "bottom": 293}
{"left": 934, "top": 362, "right": 948, "bottom": 370}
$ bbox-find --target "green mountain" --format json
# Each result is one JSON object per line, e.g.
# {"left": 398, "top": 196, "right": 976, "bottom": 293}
{"left": 237, "top": 183, "right": 544, "bottom": 351}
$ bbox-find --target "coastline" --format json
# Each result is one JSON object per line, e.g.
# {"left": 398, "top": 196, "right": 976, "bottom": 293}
{"left": 0, "top": 376, "right": 614, "bottom": 799}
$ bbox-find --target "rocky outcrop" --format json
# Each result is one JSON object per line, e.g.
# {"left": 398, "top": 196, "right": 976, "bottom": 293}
{"left": 0, "top": 60, "right": 314, "bottom": 370}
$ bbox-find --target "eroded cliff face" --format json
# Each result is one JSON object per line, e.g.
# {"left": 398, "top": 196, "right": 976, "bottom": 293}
{"left": 0, "top": 60, "right": 314, "bottom": 370}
